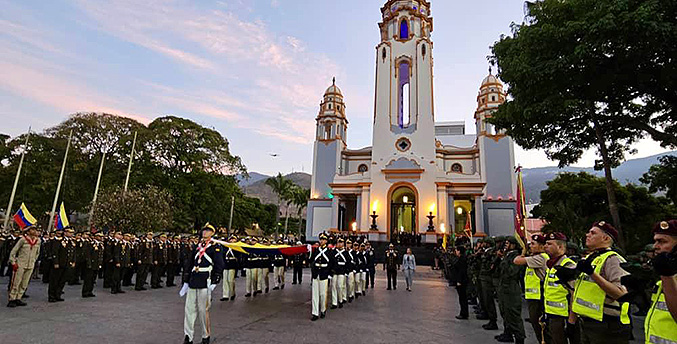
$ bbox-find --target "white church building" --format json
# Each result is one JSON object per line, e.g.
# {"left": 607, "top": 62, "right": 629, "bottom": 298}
{"left": 306, "top": 0, "right": 517, "bottom": 243}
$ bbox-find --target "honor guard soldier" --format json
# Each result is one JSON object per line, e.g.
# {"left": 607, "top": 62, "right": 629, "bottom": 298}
{"left": 182, "top": 224, "right": 223, "bottom": 344}
{"left": 542, "top": 232, "right": 578, "bottom": 344}
{"left": 570, "top": 222, "right": 631, "bottom": 344}
{"left": 47, "top": 227, "right": 67, "bottom": 302}
{"left": 68, "top": 231, "right": 84, "bottom": 285}
{"left": 352, "top": 241, "right": 363, "bottom": 298}
{"left": 7, "top": 225, "right": 41, "bottom": 307}
{"left": 244, "top": 237, "right": 258, "bottom": 297}
{"left": 644, "top": 220, "right": 677, "bottom": 344}
{"left": 166, "top": 235, "right": 181, "bottom": 287}
{"left": 346, "top": 239, "right": 356, "bottom": 301}
{"left": 103, "top": 232, "right": 114, "bottom": 288}
{"left": 63, "top": 227, "right": 77, "bottom": 290}
{"left": 220, "top": 235, "right": 239, "bottom": 301}
{"left": 331, "top": 238, "right": 348, "bottom": 309}
{"left": 272, "top": 240, "right": 286, "bottom": 290}
{"left": 359, "top": 243, "right": 368, "bottom": 295}
{"left": 136, "top": 232, "right": 154, "bottom": 291}
{"left": 384, "top": 243, "right": 399, "bottom": 291}
{"left": 152, "top": 233, "right": 169, "bottom": 289}
{"left": 310, "top": 233, "right": 332, "bottom": 321}
{"left": 513, "top": 234, "right": 549, "bottom": 343}
{"left": 122, "top": 233, "right": 135, "bottom": 287}
{"left": 111, "top": 232, "right": 128, "bottom": 294}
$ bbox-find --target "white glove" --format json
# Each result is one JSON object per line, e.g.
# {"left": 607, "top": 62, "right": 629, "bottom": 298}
{"left": 179, "top": 283, "right": 189, "bottom": 297}
{"left": 208, "top": 284, "right": 217, "bottom": 292}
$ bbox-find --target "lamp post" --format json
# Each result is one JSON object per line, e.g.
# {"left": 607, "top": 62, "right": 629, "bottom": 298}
{"left": 370, "top": 201, "right": 378, "bottom": 230}
{"left": 427, "top": 204, "right": 436, "bottom": 232}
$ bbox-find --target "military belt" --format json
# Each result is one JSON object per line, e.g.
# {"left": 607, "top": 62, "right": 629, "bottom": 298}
{"left": 316, "top": 264, "right": 328, "bottom": 268}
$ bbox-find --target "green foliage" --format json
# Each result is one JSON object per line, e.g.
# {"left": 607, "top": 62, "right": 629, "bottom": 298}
{"left": 533, "top": 172, "right": 675, "bottom": 254}
{"left": 92, "top": 186, "right": 172, "bottom": 233}
{"left": 640, "top": 155, "right": 677, "bottom": 204}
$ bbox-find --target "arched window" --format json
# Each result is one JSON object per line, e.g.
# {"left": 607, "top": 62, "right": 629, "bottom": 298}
{"left": 358, "top": 164, "right": 368, "bottom": 173}
{"left": 324, "top": 123, "right": 332, "bottom": 140}
{"left": 399, "top": 19, "right": 409, "bottom": 39}
{"left": 451, "top": 163, "right": 463, "bottom": 173}
{"left": 328, "top": 103, "right": 332, "bottom": 110}
{"left": 422, "top": 44, "right": 426, "bottom": 57}
{"left": 382, "top": 47, "right": 387, "bottom": 60}
{"left": 398, "top": 62, "right": 410, "bottom": 128}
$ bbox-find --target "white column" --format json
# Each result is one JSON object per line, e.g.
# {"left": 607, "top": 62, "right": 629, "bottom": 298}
{"left": 474, "top": 196, "right": 485, "bottom": 236}
{"left": 448, "top": 194, "right": 455, "bottom": 234}
{"left": 361, "top": 186, "right": 371, "bottom": 231}
{"left": 436, "top": 186, "right": 447, "bottom": 234}
{"left": 330, "top": 196, "right": 339, "bottom": 230}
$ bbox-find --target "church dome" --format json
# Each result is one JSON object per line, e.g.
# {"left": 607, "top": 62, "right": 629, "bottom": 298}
{"left": 324, "top": 78, "right": 342, "bottom": 97}
{"left": 481, "top": 74, "right": 499, "bottom": 86}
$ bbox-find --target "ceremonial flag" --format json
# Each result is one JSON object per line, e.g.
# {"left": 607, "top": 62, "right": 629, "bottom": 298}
{"left": 514, "top": 166, "right": 527, "bottom": 252}
{"left": 442, "top": 233, "right": 448, "bottom": 250}
{"left": 212, "top": 239, "right": 309, "bottom": 256}
{"left": 463, "top": 214, "right": 472, "bottom": 239}
{"left": 13, "top": 203, "right": 37, "bottom": 229}
{"left": 54, "top": 202, "right": 69, "bottom": 230}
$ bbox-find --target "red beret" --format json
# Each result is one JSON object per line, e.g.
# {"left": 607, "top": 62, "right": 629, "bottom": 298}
{"left": 652, "top": 220, "right": 677, "bottom": 236}
{"left": 593, "top": 221, "right": 618, "bottom": 242}
{"left": 546, "top": 232, "right": 567, "bottom": 242}
{"left": 531, "top": 234, "right": 547, "bottom": 244}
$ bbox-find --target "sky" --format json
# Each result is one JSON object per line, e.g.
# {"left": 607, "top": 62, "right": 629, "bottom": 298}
{"left": 0, "top": 0, "right": 670, "bottom": 176}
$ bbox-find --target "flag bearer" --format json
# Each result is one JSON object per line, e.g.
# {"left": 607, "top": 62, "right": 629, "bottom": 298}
{"left": 220, "top": 235, "right": 239, "bottom": 301}
{"left": 272, "top": 241, "right": 286, "bottom": 290}
{"left": 513, "top": 234, "right": 549, "bottom": 343}
{"left": 310, "top": 233, "right": 332, "bottom": 321}
{"left": 571, "top": 222, "right": 631, "bottom": 344}
{"left": 543, "top": 233, "right": 577, "bottom": 344}
{"left": 644, "top": 220, "right": 677, "bottom": 344}
{"left": 182, "top": 224, "right": 223, "bottom": 344}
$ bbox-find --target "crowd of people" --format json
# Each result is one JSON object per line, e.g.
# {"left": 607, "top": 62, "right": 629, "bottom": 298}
{"left": 440, "top": 220, "right": 677, "bottom": 344}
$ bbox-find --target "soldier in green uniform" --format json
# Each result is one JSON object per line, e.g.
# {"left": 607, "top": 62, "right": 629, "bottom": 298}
{"left": 492, "top": 237, "right": 507, "bottom": 333}
{"left": 513, "top": 234, "right": 549, "bottom": 344}
{"left": 496, "top": 237, "right": 526, "bottom": 344}
{"left": 480, "top": 237, "right": 499, "bottom": 330}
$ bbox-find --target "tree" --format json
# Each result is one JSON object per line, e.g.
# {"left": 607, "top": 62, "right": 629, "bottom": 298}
{"left": 293, "top": 187, "right": 310, "bottom": 235}
{"left": 91, "top": 186, "right": 172, "bottom": 233}
{"left": 265, "top": 173, "right": 293, "bottom": 234}
{"left": 489, "top": 0, "right": 677, "bottom": 248}
{"left": 640, "top": 155, "right": 677, "bottom": 205}
{"left": 533, "top": 172, "right": 675, "bottom": 253}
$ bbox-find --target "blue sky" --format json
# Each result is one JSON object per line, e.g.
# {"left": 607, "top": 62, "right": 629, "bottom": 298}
{"left": 0, "top": 0, "right": 669, "bottom": 175}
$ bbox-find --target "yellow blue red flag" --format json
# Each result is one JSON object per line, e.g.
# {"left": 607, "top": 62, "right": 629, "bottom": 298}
{"left": 54, "top": 202, "right": 69, "bottom": 230}
{"left": 13, "top": 203, "right": 37, "bottom": 229}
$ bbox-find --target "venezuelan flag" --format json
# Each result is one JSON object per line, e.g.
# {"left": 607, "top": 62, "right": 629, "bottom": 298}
{"left": 13, "top": 203, "right": 37, "bottom": 229}
{"left": 54, "top": 202, "right": 69, "bottom": 230}
{"left": 212, "top": 239, "right": 309, "bottom": 256}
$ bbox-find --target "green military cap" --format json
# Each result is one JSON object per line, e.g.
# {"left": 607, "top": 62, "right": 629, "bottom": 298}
{"left": 505, "top": 236, "right": 518, "bottom": 245}
{"left": 483, "top": 237, "right": 495, "bottom": 244}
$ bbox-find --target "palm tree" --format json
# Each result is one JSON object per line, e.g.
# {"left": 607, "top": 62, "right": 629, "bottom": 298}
{"left": 265, "top": 173, "right": 293, "bottom": 236}
{"left": 293, "top": 187, "right": 310, "bottom": 235}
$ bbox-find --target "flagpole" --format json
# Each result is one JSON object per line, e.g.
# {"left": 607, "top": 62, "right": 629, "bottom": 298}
{"left": 3, "top": 128, "right": 31, "bottom": 230}
{"left": 48, "top": 130, "right": 73, "bottom": 232}
{"left": 124, "top": 131, "right": 137, "bottom": 195}
{"left": 88, "top": 151, "right": 106, "bottom": 228}
{"left": 228, "top": 195, "right": 234, "bottom": 234}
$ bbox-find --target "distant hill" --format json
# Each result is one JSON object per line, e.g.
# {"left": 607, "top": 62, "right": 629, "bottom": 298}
{"left": 236, "top": 172, "right": 270, "bottom": 187}
{"left": 242, "top": 151, "right": 674, "bottom": 207}
{"left": 522, "top": 152, "right": 675, "bottom": 203}
{"left": 241, "top": 172, "right": 311, "bottom": 214}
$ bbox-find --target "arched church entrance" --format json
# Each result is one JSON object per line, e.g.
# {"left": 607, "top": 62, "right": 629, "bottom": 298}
{"left": 388, "top": 184, "right": 418, "bottom": 240}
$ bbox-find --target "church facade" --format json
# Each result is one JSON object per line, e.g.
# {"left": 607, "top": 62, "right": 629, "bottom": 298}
{"left": 306, "top": 0, "right": 517, "bottom": 243}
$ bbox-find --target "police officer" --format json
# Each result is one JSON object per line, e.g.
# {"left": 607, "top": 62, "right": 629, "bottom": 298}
{"left": 644, "top": 220, "right": 677, "bottom": 344}
{"left": 220, "top": 235, "right": 239, "bottom": 301}
{"left": 544, "top": 232, "right": 578, "bottom": 344}
{"left": 331, "top": 237, "right": 347, "bottom": 309}
{"left": 571, "top": 221, "right": 631, "bottom": 344}
{"left": 310, "top": 233, "right": 332, "bottom": 321}
{"left": 182, "top": 224, "right": 223, "bottom": 344}
{"left": 513, "top": 234, "right": 549, "bottom": 343}
{"left": 384, "top": 243, "right": 399, "bottom": 291}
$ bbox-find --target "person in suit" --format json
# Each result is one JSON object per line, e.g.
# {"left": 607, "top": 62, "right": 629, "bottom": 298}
{"left": 452, "top": 245, "right": 470, "bottom": 319}
{"left": 402, "top": 247, "right": 416, "bottom": 292}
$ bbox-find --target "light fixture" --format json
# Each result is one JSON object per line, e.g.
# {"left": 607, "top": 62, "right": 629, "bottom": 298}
{"left": 429, "top": 204, "right": 435, "bottom": 213}
{"left": 352, "top": 222, "right": 357, "bottom": 232}
{"left": 457, "top": 207, "right": 463, "bottom": 215}
{"left": 402, "top": 196, "right": 408, "bottom": 203}
{"left": 441, "top": 223, "right": 446, "bottom": 233}
{"left": 372, "top": 200, "right": 378, "bottom": 213}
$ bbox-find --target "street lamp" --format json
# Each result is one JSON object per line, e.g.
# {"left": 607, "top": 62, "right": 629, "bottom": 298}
{"left": 427, "top": 203, "right": 436, "bottom": 232}
{"left": 370, "top": 201, "right": 379, "bottom": 230}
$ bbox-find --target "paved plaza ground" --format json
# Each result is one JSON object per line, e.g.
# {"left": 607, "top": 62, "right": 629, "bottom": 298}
{"left": 0, "top": 268, "right": 644, "bottom": 344}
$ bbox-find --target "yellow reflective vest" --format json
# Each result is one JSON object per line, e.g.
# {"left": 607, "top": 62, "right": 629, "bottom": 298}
{"left": 644, "top": 280, "right": 677, "bottom": 344}
{"left": 572, "top": 250, "right": 630, "bottom": 324}
{"left": 525, "top": 253, "right": 549, "bottom": 300}
{"left": 544, "top": 256, "right": 575, "bottom": 316}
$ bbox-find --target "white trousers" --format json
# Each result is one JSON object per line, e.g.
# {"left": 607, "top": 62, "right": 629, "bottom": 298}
{"left": 355, "top": 270, "right": 363, "bottom": 295}
{"left": 184, "top": 288, "right": 211, "bottom": 342}
{"left": 274, "top": 266, "right": 285, "bottom": 287}
{"left": 347, "top": 272, "right": 355, "bottom": 298}
{"left": 222, "top": 269, "right": 236, "bottom": 298}
{"left": 361, "top": 271, "right": 367, "bottom": 292}
{"left": 331, "top": 274, "right": 346, "bottom": 306}
{"left": 245, "top": 268, "right": 256, "bottom": 294}
{"left": 256, "top": 268, "right": 267, "bottom": 291}
{"left": 311, "top": 278, "right": 329, "bottom": 316}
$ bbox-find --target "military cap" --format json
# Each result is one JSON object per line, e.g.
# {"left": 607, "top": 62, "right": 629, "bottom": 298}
{"left": 546, "top": 232, "right": 567, "bottom": 242}
{"left": 202, "top": 223, "right": 216, "bottom": 232}
{"left": 277, "top": 240, "right": 284, "bottom": 245}
{"left": 592, "top": 221, "right": 618, "bottom": 242}
{"left": 319, "top": 233, "right": 328, "bottom": 240}
{"left": 65, "top": 226, "right": 75, "bottom": 233}
{"left": 337, "top": 238, "right": 345, "bottom": 243}
{"left": 160, "top": 233, "right": 167, "bottom": 238}
{"left": 123, "top": 233, "right": 131, "bottom": 237}
{"left": 146, "top": 231, "right": 154, "bottom": 236}
{"left": 228, "top": 235, "right": 238, "bottom": 241}
{"left": 360, "top": 243, "right": 366, "bottom": 247}
{"left": 531, "top": 234, "right": 547, "bottom": 244}
{"left": 652, "top": 220, "right": 677, "bottom": 236}
{"left": 483, "top": 237, "right": 495, "bottom": 244}
{"left": 95, "top": 232, "right": 104, "bottom": 237}
{"left": 388, "top": 243, "right": 394, "bottom": 248}
{"left": 174, "top": 235, "right": 181, "bottom": 239}
{"left": 251, "top": 236, "right": 259, "bottom": 242}
{"left": 296, "top": 241, "right": 302, "bottom": 245}
{"left": 346, "top": 239, "right": 352, "bottom": 245}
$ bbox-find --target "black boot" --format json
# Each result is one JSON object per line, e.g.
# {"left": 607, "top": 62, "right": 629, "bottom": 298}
{"left": 311, "top": 315, "right": 319, "bottom": 321}
{"left": 183, "top": 335, "right": 193, "bottom": 344}
{"left": 496, "top": 333, "right": 514, "bottom": 342}
{"left": 201, "top": 337, "right": 210, "bottom": 344}
{"left": 482, "top": 321, "right": 498, "bottom": 330}
{"left": 7, "top": 300, "right": 17, "bottom": 308}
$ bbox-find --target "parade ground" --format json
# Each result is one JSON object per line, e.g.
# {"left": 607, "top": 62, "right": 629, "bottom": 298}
{"left": 0, "top": 268, "right": 643, "bottom": 344}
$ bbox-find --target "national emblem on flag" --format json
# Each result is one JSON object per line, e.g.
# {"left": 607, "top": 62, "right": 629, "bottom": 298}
{"left": 54, "top": 202, "right": 69, "bottom": 230}
{"left": 13, "top": 203, "right": 37, "bottom": 229}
